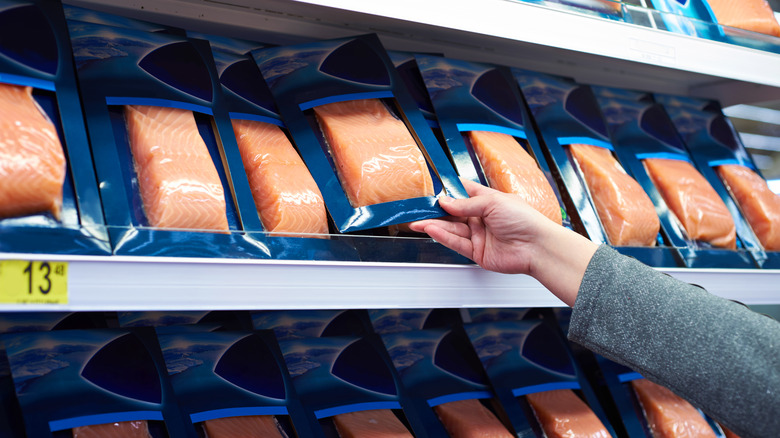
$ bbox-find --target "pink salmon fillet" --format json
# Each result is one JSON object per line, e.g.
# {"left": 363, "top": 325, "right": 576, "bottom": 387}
{"left": 433, "top": 398, "right": 513, "bottom": 437}
{"left": 232, "top": 119, "right": 328, "bottom": 235}
{"left": 706, "top": 0, "right": 780, "bottom": 37}
{"left": 717, "top": 164, "right": 780, "bottom": 251}
{"left": 203, "top": 415, "right": 285, "bottom": 437}
{"left": 125, "top": 105, "right": 229, "bottom": 231}
{"left": 570, "top": 143, "right": 660, "bottom": 246}
{"left": 0, "top": 83, "right": 65, "bottom": 220}
{"left": 313, "top": 99, "right": 434, "bottom": 207}
{"left": 332, "top": 409, "right": 413, "bottom": 438}
{"left": 525, "top": 389, "right": 610, "bottom": 438}
{"left": 631, "top": 379, "right": 716, "bottom": 438}
{"left": 468, "top": 130, "right": 562, "bottom": 225}
{"left": 72, "top": 420, "right": 152, "bottom": 437}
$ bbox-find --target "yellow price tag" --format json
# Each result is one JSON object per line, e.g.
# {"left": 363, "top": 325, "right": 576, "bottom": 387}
{"left": 0, "top": 260, "right": 68, "bottom": 305}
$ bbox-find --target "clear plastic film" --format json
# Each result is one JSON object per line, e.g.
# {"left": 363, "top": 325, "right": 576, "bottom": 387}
{"left": 631, "top": 379, "right": 717, "bottom": 438}
{"left": 332, "top": 409, "right": 414, "bottom": 438}
{"left": 0, "top": 82, "right": 65, "bottom": 221}
{"left": 717, "top": 164, "right": 780, "bottom": 251}
{"left": 125, "top": 105, "right": 229, "bottom": 231}
{"left": 72, "top": 420, "right": 153, "bottom": 438}
{"left": 467, "top": 130, "right": 562, "bottom": 225}
{"left": 643, "top": 158, "right": 737, "bottom": 249}
{"left": 433, "top": 398, "right": 513, "bottom": 438}
{"left": 203, "top": 415, "right": 288, "bottom": 438}
{"left": 569, "top": 143, "right": 659, "bottom": 246}
{"left": 232, "top": 119, "right": 328, "bottom": 235}
{"left": 313, "top": 98, "right": 434, "bottom": 208}
{"left": 525, "top": 389, "right": 611, "bottom": 438}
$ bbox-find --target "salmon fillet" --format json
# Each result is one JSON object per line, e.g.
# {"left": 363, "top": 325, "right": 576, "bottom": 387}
{"left": 232, "top": 119, "right": 328, "bottom": 235}
{"left": 0, "top": 83, "right": 65, "bottom": 220}
{"left": 706, "top": 0, "right": 780, "bottom": 37}
{"left": 643, "top": 158, "right": 736, "bottom": 249}
{"left": 203, "top": 415, "right": 285, "bottom": 438}
{"left": 72, "top": 420, "right": 152, "bottom": 437}
{"left": 125, "top": 105, "right": 229, "bottom": 231}
{"left": 313, "top": 99, "right": 434, "bottom": 207}
{"left": 631, "top": 379, "right": 716, "bottom": 438}
{"left": 433, "top": 398, "right": 513, "bottom": 438}
{"left": 570, "top": 144, "right": 660, "bottom": 246}
{"left": 468, "top": 130, "right": 562, "bottom": 225}
{"left": 332, "top": 409, "right": 413, "bottom": 438}
{"left": 717, "top": 164, "right": 780, "bottom": 251}
{"left": 525, "top": 389, "right": 610, "bottom": 438}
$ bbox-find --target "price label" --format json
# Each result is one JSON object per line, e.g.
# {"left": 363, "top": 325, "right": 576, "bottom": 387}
{"left": 0, "top": 260, "right": 68, "bottom": 304}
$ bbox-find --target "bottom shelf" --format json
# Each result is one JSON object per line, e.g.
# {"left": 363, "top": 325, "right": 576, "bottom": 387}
{"left": 0, "top": 253, "right": 778, "bottom": 311}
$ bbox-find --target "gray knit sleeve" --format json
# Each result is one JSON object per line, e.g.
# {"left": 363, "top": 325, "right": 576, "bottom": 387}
{"left": 568, "top": 245, "right": 780, "bottom": 438}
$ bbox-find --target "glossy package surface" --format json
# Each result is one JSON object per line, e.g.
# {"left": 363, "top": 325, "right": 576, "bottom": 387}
{"left": 468, "top": 130, "right": 562, "bottom": 225}
{"left": 717, "top": 164, "right": 780, "bottom": 251}
{"left": 644, "top": 158, "right": 736, "bottom": 249}
{"left": 525, "top": 389, "right": 610, "bottom": 438}
{"left": 569, "top": 143, "right": 659, "bottom": 246}
{"left": 631, "top": 379, "right": 716, "bottom": 438}
{"left": 72, "top": 420, "right": 153, "bottom": 438}
{"left": 332, "top": 409, "right": 413, "bottom": 438}
{"left": 706, "top": 0, "right": 780, "bottom": 37}
{"left": 433, "top": 398, "right": 513, "bottom": 438}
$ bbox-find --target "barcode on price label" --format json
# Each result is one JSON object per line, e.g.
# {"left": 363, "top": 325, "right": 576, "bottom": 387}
{"left": 0, "top": 260, "right": 68, "bottom": 304}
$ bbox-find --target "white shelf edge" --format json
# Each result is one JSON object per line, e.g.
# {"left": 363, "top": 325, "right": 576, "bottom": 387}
{"left": 1, "top": 254, "right": 777, "bottom": 311}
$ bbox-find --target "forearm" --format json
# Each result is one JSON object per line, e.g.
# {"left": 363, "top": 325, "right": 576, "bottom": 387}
{"left": 568, "top": 246, "right": 780, "bottom": 438}
{"left": 528, "top": 224, "right": 598, "bottom": 307}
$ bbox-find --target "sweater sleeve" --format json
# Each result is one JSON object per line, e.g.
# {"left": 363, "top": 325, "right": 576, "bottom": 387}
{"left": 568, "top": 245, "right": 780, "bottom": 438}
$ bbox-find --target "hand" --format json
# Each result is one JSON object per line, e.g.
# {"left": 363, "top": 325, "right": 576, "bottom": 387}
{"left": 409, "top": 179, "right": 598, "bottom": 306}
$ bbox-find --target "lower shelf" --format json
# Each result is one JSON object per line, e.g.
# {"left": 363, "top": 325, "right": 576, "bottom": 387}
{"left": 0, "top": 253, "right": 778, "bottom": 311}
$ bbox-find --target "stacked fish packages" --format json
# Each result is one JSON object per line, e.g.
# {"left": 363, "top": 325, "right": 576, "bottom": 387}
{"left": 66, "top": 8, "right": 285, "bottom": 259}
{"left": 413, "top": 55, "right": 569, "bottom": 231}
{"left": 0, "top": 0, "right": 109, "bottom": 255}
{"left": 657, "top": 94, "right": 780, "bottom": 268}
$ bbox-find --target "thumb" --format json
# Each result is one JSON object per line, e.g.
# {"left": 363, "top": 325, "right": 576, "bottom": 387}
{"left": 438, "top": 194, "right": 493, "bottom": 219}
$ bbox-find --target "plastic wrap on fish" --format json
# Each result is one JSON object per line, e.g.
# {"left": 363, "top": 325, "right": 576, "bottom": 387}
{"left": 569, "top": 143, "right": 659, "bottom": 246}
{"left": 706, "top": 0, "right": 780, "bottom": 36}
{"left": 232, "top": 119, "right": 328, "bottom": 235}
{"left": 0, "top": 83, "right": 65, "bottom": 220}
{"left": 631, "top": 379, "right": 716, "bottom": 438}
{"left": 433, "top": 398, "right": 513, "bottom": 438}
{"left": 332, "top": 409, "right": 413, "bottom": 438}
{"left": 468, "top": 130, "right": 562, "bottom": 225}
{"left": 313, "top": 99, "right": 434, "bottom": 207}
{"left": 203, "top": 415, "right": 286, "bottom": 438}
{"left": 717, "top": 164, "right": 780, "bottom": 251}
{"left": 125, "top": 105, "right": 229, "bottom": 231}
{"left": 72, "top": 420, "right": 152, "bottom": 438}
{"left": 525, "top": 389, "right": 610, "bottom": 438}
{"left": 644, "top": 158, "right": 736, "bottom": 249}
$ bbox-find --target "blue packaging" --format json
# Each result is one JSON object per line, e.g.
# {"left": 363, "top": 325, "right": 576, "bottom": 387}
{"left": 594, "top": 94, "right": 756, "bottom": 268}
{"left": 279, "top": 334, "right": 424, "bottom": 437}
{"left": 62, "top": 3, "right": 174, "bottom": 32}
{"left": 417, "top": 56, "right": 573, "bottom": 230}
{"left": 158, "top": 329, "right": 315, "bottom": 437}
{"left": 368, "top": 308, "right": 463, "bottom": 335}
{"left": 646, "top": 0, "right": 722, "bottom": 38}
{"left": 659, "top": 101, "right": 780, "bottom": 267}
{"left": 519, "top": 0, "right": 625, "bottom": 21}
{"left": 252, "top": 310, "right": 372, "bottom": 340}
{"left": 387, "top": 50, "right": 440, "bottom": 129}
{"left": 3, "top": 327, "right": 195, "bottom": 437}
{"left": 464, "top": 319, "right": 618, "bottom": 437}
{"left": 0, "top": 0, "right": 109, "bottom": 255}
{"left": 381, "top": 326, "right": 512, "bottom": 436}
{"left": 514, "top": 69, "right": 681, "bottom": 267}
{"left": 198, "top": 34, "right": 362, "bottom": 261}
{"left": 252, "top": 34, "right": 467, "bottom": 233}
{"left": 68, "top": 18, "right": 272, "bottom": 258}
{"left": 118, "top": 311, "right": 251, "bottom": 331}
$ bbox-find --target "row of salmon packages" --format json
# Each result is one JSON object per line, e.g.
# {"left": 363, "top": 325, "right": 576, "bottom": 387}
{"left": 0, "top": 308, "right": 740, "bottom": 438}
{"left": 0, "top": 0, "right": 110, "bottom": 255}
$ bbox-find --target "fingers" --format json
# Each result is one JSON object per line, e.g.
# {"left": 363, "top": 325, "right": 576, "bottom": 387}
{"left": 438, "top": 192, "right": 497, "bottom": 220}
{"left": 419, "top": 223, "right": 474, "bottom": 261}
{"left": 460, "top": 178, "right": 499, "bottom": 197}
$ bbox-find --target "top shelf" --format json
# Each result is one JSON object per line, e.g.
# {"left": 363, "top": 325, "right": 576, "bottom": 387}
{"left": 72, "top": 0, "right": 780, "bottom": 106}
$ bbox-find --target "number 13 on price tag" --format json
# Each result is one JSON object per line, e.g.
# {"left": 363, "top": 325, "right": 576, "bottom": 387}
{"left": 0, "top": 260, "right": 68, "bottom": 304}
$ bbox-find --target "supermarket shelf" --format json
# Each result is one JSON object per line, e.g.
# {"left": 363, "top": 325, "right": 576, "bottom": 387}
{"left": 0, "top": 254, "right": 778, "bottom": 311}
{"left": 69, "top": 0, "right": 780, "bottom": 105}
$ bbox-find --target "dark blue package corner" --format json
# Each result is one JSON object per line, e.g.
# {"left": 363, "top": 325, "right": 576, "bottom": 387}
{"left": 368, "top": 308, "right": 463, "bottom": 334}
{"left": 279, "top": 333, "right": 421, "bottom": 437}
{"left": 3, "top": 327, "right": 196, "bottom": 437}
{"left": 463, "top": 319, "right": 618, "bottom": 437}
{"left": 0, "top": 0, "right": 110, "bottom": 255}
{"left": 62, "top": 3, "right": 175, "bottom": 33}
{"left": 158, "top": 329, "right": 314, "bottom": 437}
{"left": 252, "top": 310, "right": 372, "bottom": 341}
{"left": 252, "top": 34, "right": 467, "bottom": 233}
{"left": 68, "top": 19, "right": 274, "bottom": 258}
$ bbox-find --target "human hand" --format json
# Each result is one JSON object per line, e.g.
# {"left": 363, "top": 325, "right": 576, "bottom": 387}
{"left": 409, "top": 179, "right": 597, "bottom": 306}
